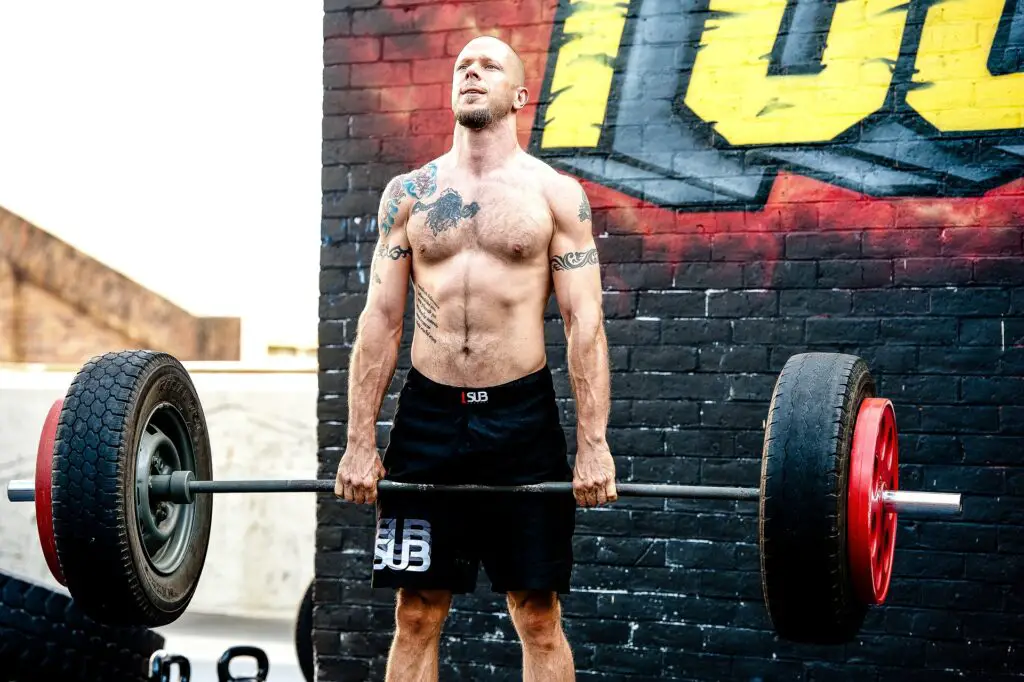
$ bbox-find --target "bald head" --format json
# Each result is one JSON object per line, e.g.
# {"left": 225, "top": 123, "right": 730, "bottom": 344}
{"left": 457, "top": 36, "right": 525, "bottom": 86}
{"left": 451, "top": 35, "right": 529, "bottom": 130}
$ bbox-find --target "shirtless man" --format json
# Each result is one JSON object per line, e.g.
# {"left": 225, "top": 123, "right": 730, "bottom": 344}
{"left": 334, "top": 35, "right": 616, "bottom": 682}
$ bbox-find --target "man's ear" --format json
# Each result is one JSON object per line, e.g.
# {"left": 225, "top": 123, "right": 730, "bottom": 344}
{"left": 513, "top": 86, "right": 530, "bottom": 111}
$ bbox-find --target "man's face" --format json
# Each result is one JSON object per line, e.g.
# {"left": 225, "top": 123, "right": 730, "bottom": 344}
{"left": 451, "top": 38, "right": 524, "bottom": 130}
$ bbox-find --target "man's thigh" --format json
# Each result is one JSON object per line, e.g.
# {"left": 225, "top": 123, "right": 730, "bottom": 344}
{"left": 372, "top": 493, "right": 479, "bottom": 593}
{"left": 478, "top": 492, "right": 576, "bottom": 595}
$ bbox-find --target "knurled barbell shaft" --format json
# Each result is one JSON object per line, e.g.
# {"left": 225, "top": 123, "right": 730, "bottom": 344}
{"left": 187, "top": 478, "right": 762, "bottom": 500}
{"left": 5, "top": 477, "right": 962, "bottom": 515}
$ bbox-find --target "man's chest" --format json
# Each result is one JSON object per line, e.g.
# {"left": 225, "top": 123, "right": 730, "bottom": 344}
{"left": 406, "top": 180, "right": 553, "bottom": 264}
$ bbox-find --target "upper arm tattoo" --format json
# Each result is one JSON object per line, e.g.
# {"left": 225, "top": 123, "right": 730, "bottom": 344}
{"left": 551, "top": 248, "right": 599, "bottom": 271}
{"left": 380, "top": 177, "right": 405, "bottom": 237}
{"left": 577, "top": 187, "right": 592, "bottom": 223}
{"left": 377, "top": 242, "right": 411, "bottom": 260}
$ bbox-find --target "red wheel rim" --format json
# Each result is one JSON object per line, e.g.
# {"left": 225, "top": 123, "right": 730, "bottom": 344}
{"left": 848, "top": 397, "right": 899, "bottom": 605}
{"left": 35, "top": 398, "right": 66, "bottom": 586}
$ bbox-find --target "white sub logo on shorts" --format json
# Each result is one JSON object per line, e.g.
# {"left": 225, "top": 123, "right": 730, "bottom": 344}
{"left": 462, "top": 390, "right": 488, "bottom": 404}
{"left": 374, "top": 518, "right": 432, "bottom": 573}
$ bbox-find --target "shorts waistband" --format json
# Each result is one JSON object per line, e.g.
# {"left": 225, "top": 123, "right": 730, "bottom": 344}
{"left": 404, "top": 365, "right": 554, "bottom": 408}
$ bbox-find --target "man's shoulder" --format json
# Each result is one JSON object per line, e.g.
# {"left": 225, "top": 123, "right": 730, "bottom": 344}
{"left": 380, "top": 157, "right": 446, "bottom": 209}
{"left": 520, "top": 152, "right": 569, "bottom": 179}
{"left": 518, "top": 153, "right": 583, "bottom": 199}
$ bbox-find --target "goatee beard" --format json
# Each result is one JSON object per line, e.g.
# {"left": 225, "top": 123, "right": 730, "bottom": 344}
{"left": 457, "top": 107, "right": 498, "bottom": 130}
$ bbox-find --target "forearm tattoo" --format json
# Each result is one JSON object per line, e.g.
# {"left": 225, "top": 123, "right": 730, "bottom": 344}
{"left": 413, "top": 283, "right": 439, "bottom": 343}
{"left": 413, "top": 188, "right": 480, "bottom": 236}
{"left": 377, "top": 241, "right": 411, "bottom": 260}
{"left": 551, "top": 248, "right": 599, "bottom": 271}
{"left": 578, "top": 187, "right": 592, "bottom": 222}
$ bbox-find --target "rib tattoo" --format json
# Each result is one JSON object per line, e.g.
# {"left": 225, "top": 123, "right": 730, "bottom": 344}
{"left": 551, "top": 248, "right": 599, "bottom": 271}
{"left": 413, "top": 283, "right": 439, "bottom": 343}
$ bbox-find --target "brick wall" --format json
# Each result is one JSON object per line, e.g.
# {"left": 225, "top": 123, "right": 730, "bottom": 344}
{"left": 0, "top": 207, "right": 241, "bottom": 364}
{"left": 316, "top": 1, "right": 1024, "bottom": 680}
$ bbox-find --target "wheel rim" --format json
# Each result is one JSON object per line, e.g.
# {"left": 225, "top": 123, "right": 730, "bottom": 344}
{"left": 135, "top": 403, "right": 196, "bottom": 575}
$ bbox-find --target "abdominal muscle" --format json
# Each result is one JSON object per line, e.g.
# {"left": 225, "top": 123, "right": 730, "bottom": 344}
{"left": 409, "top": 251, "right": 551, "bottom": 388}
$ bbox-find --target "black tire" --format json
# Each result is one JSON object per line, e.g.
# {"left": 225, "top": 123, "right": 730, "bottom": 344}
{"left": 296, "top": 580, "right": 315, "bottom": 682}
{"left": 0, "top": 570, "right": 165, "bottom": 681}
{"left": 758, "top": 352, "right": 875, "bottom": 644}
{"left": 51, "top": 350, "right": 214, "bottom": 627}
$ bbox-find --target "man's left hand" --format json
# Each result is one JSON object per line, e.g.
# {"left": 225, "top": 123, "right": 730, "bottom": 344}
{"left": 573, "top": 443, "right": 618, "bottom": 507}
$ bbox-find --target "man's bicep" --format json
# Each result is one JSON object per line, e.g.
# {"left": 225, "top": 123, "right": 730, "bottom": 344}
{"left": 367, "top": 224, "right": 412, "bottom": 320}
{"left": 365, "top": 176, "right": 414, "bottom": 325}
{"left": 549, "top": 189, "right": 603, "bottom": 322}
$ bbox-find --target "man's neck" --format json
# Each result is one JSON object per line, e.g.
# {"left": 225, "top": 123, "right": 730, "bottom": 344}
{"left": 450, "top": 120, "right": 520, "bottom": 176}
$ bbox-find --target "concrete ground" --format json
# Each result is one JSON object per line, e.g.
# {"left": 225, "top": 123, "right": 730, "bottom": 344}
{"left": 154, "top": 613, "right": 305, "bottom": 682}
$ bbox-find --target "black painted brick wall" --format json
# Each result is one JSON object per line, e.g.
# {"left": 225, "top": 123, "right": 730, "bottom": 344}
{"left": 313, "top": 1, "right": 1024, "bottom": 680}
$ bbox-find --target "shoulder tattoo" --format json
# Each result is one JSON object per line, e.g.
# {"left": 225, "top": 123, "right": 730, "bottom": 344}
{"left": 578, "top": 187, "right": 592, "bottom": 223}
{"left": 379, "top": 162, "right": 440, "bottom": 237}
{"left": 403, "top": 162, "right": 438, "bottom": 200}
{"left": 379, "top": 177, "right": 406, "bottom": 237}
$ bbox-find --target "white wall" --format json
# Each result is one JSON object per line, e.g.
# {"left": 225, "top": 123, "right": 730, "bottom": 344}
{"left": 0, "top": 2, "right": 325, "bottom": 358}
{"left": 0, "top": 365, "right": 320, "bottom": 620}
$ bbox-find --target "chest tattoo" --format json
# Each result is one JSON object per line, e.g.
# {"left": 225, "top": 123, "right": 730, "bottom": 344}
{"left": 413, "top": 188, "right": 481, "bottom": 236}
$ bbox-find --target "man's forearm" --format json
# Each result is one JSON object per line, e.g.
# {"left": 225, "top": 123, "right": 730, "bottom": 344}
{"left": 566, "top": 312, "right": 610, "bottom": 449}
{"left": 346, "top": 311, "right": 403, "bottom": 450}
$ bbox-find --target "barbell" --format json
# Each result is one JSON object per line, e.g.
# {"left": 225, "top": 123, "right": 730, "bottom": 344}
{"left": 5, "top": 349, "right": 961, "bottom": 645}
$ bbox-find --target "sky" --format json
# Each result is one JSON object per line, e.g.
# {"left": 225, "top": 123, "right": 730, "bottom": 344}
{"left": 0, "top": 2, "right": 324, "bottom": 358}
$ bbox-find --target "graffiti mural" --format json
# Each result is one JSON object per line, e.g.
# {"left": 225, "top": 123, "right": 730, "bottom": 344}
{"left": 319, "top": 2, "right": 1024, "bottom": 679}
{"left": 529, "top": 0, "right": 1024, "bottom": 210}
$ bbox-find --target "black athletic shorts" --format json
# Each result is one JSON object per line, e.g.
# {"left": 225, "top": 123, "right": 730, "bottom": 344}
{"left": 371, "top": 364, "right": 576, "bottom": 595}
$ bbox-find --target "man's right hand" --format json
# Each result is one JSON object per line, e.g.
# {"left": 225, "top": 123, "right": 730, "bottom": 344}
{"left": 334, "top": 446, "right": 387, "bottom": 504}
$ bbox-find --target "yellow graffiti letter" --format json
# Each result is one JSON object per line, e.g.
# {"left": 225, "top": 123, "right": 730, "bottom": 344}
{"left": 907, "top": 0, "right": 1024, "bottom": 132}
{"left": 540, "top": 0, "right": 628, "bottom": 149}
{"left": 686, "top": 0, "right": 908, "bottom": 145}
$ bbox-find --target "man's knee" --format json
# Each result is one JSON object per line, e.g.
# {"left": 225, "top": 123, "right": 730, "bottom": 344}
{"left": 507, "top": 591, "right": 563, "bottom": 651}
{"left": 395, "top": 589, "right": 452, "bottom": 641}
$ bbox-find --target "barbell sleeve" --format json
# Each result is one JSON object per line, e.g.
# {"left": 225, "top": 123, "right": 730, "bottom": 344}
{"left": 882, "top": 490, "right": 962, "bottom": 515}
{"left": 6, "top": 480, "right": 33, "bottom": 503}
